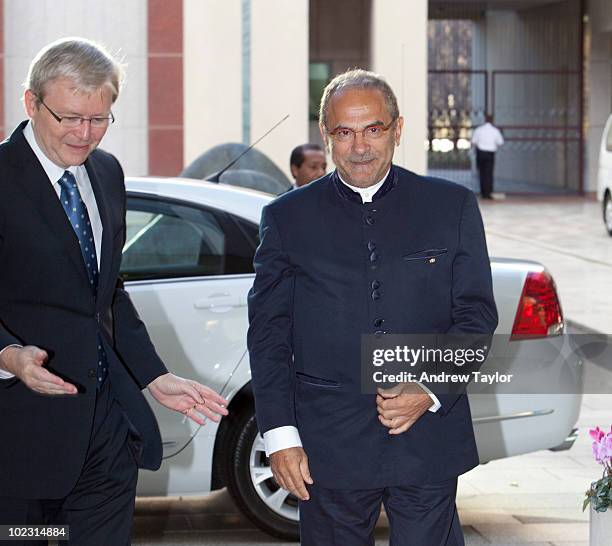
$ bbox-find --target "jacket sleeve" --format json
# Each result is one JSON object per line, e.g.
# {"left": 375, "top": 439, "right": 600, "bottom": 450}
{"left": 110, "top": 167, "right": 167, "bottom": 389}
{"left": 111, "top": 278, "right": 168, "bottom": 389}
{"left": 433, "top": 190, "right": 498, "bottom": 414}
{"left": 247, "top": 205, "right": 296, "bottom": 435}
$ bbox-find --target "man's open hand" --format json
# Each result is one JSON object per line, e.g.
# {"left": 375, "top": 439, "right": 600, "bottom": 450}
{"left": 148, "top": 373, "right": 229, "bottom": 425}
{"left": 376, "top": 383, "right": 434, "bottom": 435}
{"left": 269, "top": 446, "right": 313, "bottom": 501}
{"left": 0, "top": 345, "right": 77, "bottom": 395}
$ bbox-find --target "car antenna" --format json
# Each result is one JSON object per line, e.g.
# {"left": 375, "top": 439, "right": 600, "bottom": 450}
{"left": 206, "top": 114, "right": 290, "bottom": 183}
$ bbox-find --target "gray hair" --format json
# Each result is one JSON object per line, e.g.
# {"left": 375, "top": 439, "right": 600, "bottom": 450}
{"left": 319, "top": 69, "right": 399, "bottom": 129}
{"left": 25, "top": 37, "right": 124, "bottom": 103}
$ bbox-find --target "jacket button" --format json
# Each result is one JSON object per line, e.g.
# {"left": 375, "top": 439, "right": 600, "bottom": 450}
{"left": 87, "top": 369, "right": 96, "bottom": 378}
{"left": 374, "top": 318, "right": 385, "bottom": 328}
{"left": 374, "top": 330, "right": 385, "bottom": 336}
{"left": 371, "top": 289, "right": 382, "bottom": 300}
{"left": 369, "top": 251, "right": 378, "bottom": 263}
{"left": 367, "top": 241, "right": 377, "bottom": 251}
{"left": 371, "top": 280, "right": 381, "bottom": 290}
{"left": 365, "top": 216, "right": 375, "bottom": 226}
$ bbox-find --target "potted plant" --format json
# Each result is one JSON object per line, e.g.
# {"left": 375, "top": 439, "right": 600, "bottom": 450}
{"left": 584, "top": 426, "right": 612, "bottom": 545}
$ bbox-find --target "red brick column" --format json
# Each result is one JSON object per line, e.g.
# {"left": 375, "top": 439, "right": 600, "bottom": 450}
{"left": 148, "top": 0, "right": 183, "bottom": 175}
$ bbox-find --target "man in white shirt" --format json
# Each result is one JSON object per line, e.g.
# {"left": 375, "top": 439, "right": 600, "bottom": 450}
{"left": 471, "top": 115, "right": 504, "bottom": 199}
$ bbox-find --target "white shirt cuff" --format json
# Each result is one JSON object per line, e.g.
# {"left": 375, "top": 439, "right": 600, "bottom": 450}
{"left": 0, "top": 345, "right": 21, "bottom": 379}
{"left": 263, "top": 425, "right": 303, "bottom": 457}
{"left": 417, "top": 382, "right": 441, "bottom": 413}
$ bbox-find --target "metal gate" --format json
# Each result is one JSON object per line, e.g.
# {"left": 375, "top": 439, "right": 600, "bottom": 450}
{"left": 427, "top": 1, "right": 584, "bottom": 194}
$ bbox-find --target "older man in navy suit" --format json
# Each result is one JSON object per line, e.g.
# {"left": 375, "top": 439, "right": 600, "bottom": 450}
{"left": 248, "top": 69, "right": 498, "bottom": 545}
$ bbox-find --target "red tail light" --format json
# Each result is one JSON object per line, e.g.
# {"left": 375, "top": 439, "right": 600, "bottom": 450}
{"left": 510, "top": 270, "right": 564, "bottom": 341}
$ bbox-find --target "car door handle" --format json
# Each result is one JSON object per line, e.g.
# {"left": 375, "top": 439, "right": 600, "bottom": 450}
{"left": 194, "top": 293, "right": 243, "bottom": 311}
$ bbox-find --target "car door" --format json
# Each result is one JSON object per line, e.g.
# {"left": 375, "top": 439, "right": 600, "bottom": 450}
{"left": 121, "top": 193, "right": 258, "bottom": 456}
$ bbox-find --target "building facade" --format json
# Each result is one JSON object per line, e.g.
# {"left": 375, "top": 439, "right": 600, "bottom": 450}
{"left": 1, "top": 0, "right": 610, "bottom": 192}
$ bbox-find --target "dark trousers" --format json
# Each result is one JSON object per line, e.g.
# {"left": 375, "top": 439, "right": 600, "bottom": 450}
{"left": 299, "top": 478, "right": 464, "bottom": 546}
{"left": 0, "top": 379, "right": 138, "bottom": 546}
{"left": 476, "top": 149, "right": 495, "bottom": 198}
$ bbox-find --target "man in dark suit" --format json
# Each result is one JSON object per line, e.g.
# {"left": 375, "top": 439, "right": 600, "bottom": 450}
{"left": 248, "top": 69, "right": 498, "bottom": 545}
{"left": 0, "top": 38, "right": 228, "bottom": 545}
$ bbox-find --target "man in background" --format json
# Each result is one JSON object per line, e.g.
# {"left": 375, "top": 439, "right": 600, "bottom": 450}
{"left": 289, "top": 143, "right": 327, "bottom": 188}
{"left": 471, "top": 114, "right": 504, "bottom": 199}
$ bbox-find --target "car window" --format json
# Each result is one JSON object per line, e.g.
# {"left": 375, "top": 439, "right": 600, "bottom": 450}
{"left": 122, "top": 197, "right": 232, "bottom": 281}
{"left": 233, "top": 217, "right": 260, "bottom": 249}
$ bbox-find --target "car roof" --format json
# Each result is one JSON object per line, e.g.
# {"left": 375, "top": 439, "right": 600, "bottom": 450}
{"left": 126, "top": 176, "right": 539, "bottom": 273}
{"left": 126, "top": 176, "right": 273, "bottom": 224}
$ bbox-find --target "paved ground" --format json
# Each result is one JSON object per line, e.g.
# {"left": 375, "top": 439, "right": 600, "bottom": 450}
{"left": 133, "top": 195, "right": 612, "bottom": 545}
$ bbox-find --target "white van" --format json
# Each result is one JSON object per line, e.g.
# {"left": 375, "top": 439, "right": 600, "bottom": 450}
{"left": 597, "top": 113, "right": 612, "bottom": 236}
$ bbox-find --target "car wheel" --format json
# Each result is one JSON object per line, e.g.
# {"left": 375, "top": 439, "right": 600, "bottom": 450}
{"left": 604, "top": 192, "right": 612, "bottom": 236}
{"left": 226, "top": 411, "right": 300, "bottom": 541}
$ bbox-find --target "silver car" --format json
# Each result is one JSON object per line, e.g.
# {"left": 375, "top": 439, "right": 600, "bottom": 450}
{"left": 126, "top": 177, "right": 582, "bottom": 540}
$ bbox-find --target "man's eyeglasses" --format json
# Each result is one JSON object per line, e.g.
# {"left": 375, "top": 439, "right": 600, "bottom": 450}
{"left": 327, "top": 120, "right": 396, "bottom": 143}
{"left": 37, "top": 97, "right": 115, "bottom": 129}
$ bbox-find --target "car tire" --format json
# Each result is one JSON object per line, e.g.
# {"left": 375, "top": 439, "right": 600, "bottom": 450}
{"left": 226, "top": 411, "right": 300, "bottom": 541}
{"left": 604, "top": 191, "right": 612, "bottom": 236}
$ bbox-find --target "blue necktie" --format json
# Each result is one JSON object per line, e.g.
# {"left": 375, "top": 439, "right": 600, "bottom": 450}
{"left": 57, "top": 171, "right": 108, "bottom": 387}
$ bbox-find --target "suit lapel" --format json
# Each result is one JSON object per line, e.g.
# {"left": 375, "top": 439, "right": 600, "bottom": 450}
{"left": 85, "top": 156, "right": 113, "bottom": 298}
{"left": 9, "top": 123, "right": 92, "bottom": 289}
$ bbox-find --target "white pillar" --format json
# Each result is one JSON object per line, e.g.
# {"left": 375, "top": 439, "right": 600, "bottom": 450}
{"left": 587, "top": 0, "right": 612, "bottom": 192}
{"left": 183, "top": 0, "right": 243, "bottom": 166}
{"left": 4, "top": 0, "right": 148, "bottom": 176}
{"left": 250, "top": 0, "right": 309, "bottom": 179}
{"left": 371, "top": 0, "right": 428, "bottom": 174}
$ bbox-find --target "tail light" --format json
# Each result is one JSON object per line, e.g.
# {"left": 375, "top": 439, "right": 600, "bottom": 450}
{"left": 510, "top": 270, "right": 564, "bottom": 341}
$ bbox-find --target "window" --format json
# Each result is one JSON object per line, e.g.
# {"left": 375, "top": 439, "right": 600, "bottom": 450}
{"left": 309, "top": 62, "right": 331, "bottom": 121}
{"left": 121, "top": 196, "right": 256, "bottom": 281}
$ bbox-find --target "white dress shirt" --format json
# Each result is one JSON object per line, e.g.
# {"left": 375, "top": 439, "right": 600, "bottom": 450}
{"left": 262, "top": 169, "right": 441, "bottom": 456}
{"left": 471, "top": 122, "right": 504, "bottom": 152}
{"left": 0, "top": 121, "right": 104, "bottom": 379}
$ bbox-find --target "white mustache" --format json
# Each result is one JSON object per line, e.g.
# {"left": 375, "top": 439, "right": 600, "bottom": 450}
{"left": 348, "top": 155, "right": 376, "bottom": 162}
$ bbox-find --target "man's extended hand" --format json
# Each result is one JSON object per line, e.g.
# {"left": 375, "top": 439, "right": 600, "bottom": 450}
{"left": 269, "top": 446, "right": 313, "bottom": 501}
{"left": 0, "top": 345, "right": 77, "bottom": 395}
{"left": 376, "top": 383, "right": 433, "bottom": 435}
{"left": 148, "top": 373, "right": 229, "bottom": 426}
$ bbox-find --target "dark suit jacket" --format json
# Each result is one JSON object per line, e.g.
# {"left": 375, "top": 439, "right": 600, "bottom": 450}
{"left": 0, "top": 121, "right": 167, "bottom": 499}
{"left": 247, "top": 166, "right": 498, "bottom": 489}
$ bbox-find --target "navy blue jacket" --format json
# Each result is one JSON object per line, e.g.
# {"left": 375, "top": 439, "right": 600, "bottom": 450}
{"left": 247, "top": 166, "right": 498, "bottom": 489}
{"left": 0, "top": 122, "right": 167, "bottom": 499}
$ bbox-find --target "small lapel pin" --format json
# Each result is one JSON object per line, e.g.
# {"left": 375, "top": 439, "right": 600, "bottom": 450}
{"left": 429, "top": 257, "right": 436, "bottom": 264}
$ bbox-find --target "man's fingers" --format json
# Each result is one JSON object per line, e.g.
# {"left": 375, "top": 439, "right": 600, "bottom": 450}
{"left": 378, "top": 414, "right": 395, "bottom": 428}
{"left": 27, "top": 366, "right": 77, "bottom": 395}
{"left": 388, "top": 420, "right": 414, "bottom": 435}
{"left": 179, "top": 382, "right": 206, "bottom": 405}
{"left": 377, "top": 386, "right": 401, "bottom": 398}
{"left": 377, "top": 406, "right": 402, "bottom": 420}
{"left": 299, "top": 456, "right": 314, "bottom": 485}
{"left": 193, "top": 382, "right": 228, "bottom": 408}
{"left": 271, "top": 456, "right": 310, "bottom": 500}
{"left": 287, "top": 463, "right": 310, "bottom": 500}
{"left": 196, "top": 399, "right": 228, "bottom": 418}
{"left": 195, "top": 403, "right": 224, "bottom": 423}
{"left": 184, "top": 407, "right": 206, "bottom": 426}
{"left": 30, "top": 348, "right": 49, "bottom": 366}
{"left": 376, "top": 396, "right": 400, "bottom": 412}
